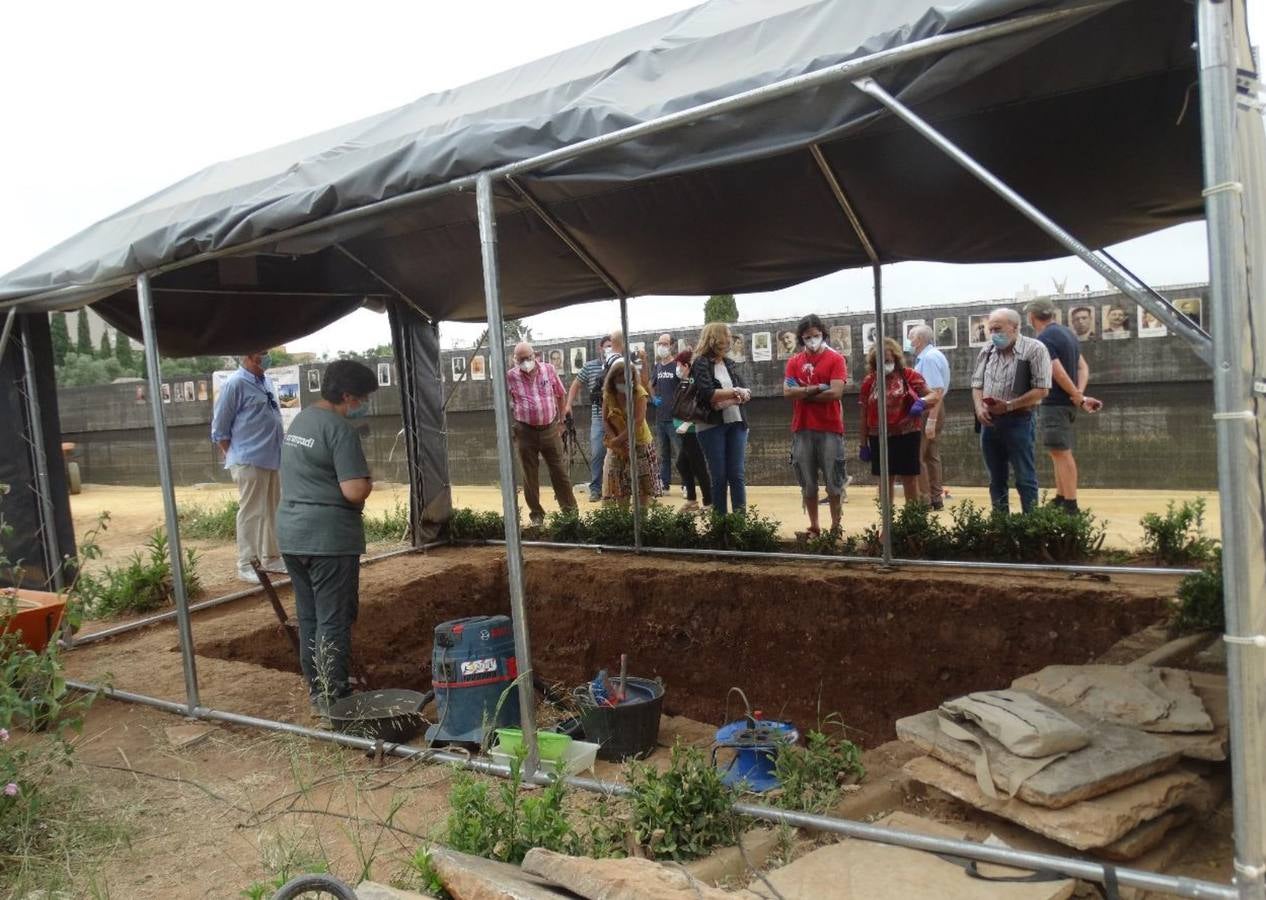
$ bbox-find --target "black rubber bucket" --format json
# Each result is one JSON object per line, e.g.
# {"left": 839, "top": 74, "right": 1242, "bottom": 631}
{"left": 577, "top": 677, "right": 664, "bottom": 761}
{"left": 327, "top": 689, "right": 428, "bottom": 744}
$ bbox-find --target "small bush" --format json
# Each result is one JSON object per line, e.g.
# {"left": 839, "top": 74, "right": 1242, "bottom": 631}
{"left": 626, "top": 741, "right": 738, "bottom": 861}
{"left": 639, "top": 503, "right": 701, "bottom": 549}
{"left": 773, "top": 730, "right": 865, "bottom": 815}
{"left": 446, "top": 508, "right": 505, "bottom": 541}
{"left": 1141, "top": 498, "right": 1219, "bottom": 565}
{"left": 1172, "top": 548, "right": 1224, "bottom": 634}
{"left": 177, "top": 497, "right": 239, "bottom": 540}
{"left": 699, "top": 507, "right": 781, "bottom": 553}
{"left": 988, "top": 504, "right": 1106, "bottom": 563}
{"left": 543, "top": 508, "right": 585, "bottom": 543}
{"left": 76, "top": 529, "right": 201, "bottom": 619}
{"left": 445, "top": 756, "right": 577, "bottom": 864}
{"left": 581, "top": 504, "right": 636, "bottom": 545}
{"left": 364, "top": 499, "right": 410, "bottom": 543}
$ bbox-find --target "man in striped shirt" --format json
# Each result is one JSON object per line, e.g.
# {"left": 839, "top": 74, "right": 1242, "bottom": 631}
{"left": 971, "top": 308, "right": 1052, "bottom": 513}
{"left": 507, "top": 341, "right": 578, "bottom": 525}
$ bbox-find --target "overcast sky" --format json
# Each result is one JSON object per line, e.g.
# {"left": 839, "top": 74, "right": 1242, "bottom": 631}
{"left": 1, "top": 0, "right": 1260, "bottom": 354}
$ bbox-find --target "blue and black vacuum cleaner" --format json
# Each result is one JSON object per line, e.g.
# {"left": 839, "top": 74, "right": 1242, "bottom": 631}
{"left": 426, "top": 615, "right": 521, "bottom": 744}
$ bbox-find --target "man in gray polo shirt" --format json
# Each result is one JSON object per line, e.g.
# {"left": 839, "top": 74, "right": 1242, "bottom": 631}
{"left": 970, "top": 308, "right": 1052, "bottom": 513}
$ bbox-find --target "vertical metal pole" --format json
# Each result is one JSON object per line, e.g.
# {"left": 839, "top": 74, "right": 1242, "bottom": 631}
{"left": 18, "top": 315, "right": 65, "bottom": 593}
{"left": 0, "top": 307, "right": 17, "bottom": 367}
{"left": 1197, "top": 2, "right": 1266, "bottom": 896}
{"left": 476, "top": 174, "right": 540, "bottom": 773}
{"left": 871, "top": 265, "right": 893, "bottom": 563}
{"left": 136, "top": 274, "right": 200, "bottom": 715}
{"left": 618, "top": 296, "right": 642, "bottom": 548}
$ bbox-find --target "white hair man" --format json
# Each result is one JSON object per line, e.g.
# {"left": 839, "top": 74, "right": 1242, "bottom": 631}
{"left": 507, "top": 341, "right": 578, "bottom": 526}
{"left": 909, "top": 324, "right": 950, "bottom": 509}
{"left": 210, "top": 350, "right": 286, "bottom": 582}
{"left": 970, "top": 309, "right": 1052, "bottom": 513}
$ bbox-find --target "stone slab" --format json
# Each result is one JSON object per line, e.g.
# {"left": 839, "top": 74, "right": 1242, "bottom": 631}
{"left": 684, "top": 828, "right": 780, "bottom": 886}
{"left": 1095, "top": 809, "right": 1191, "bottom": 862}
{"left": 903, "top": 756, "right": 1214, "bottom": 850}
{"left": 163, "top": 724, "right": 214, "bottom": 750}
{"left": 1010, "top": 666, "right": 1212, "bottom": 733}
{"left": 896, "top": 703, "right": 1180, "bottom": 809}
{"left": 522, "top": 848, "right": 759, "bottom": 899}
{"left": 357, "top": 883, "right": 433, "bottom": 900}
{"left": 430, "top": 848, "right": 574, "bottom": 900}
{"left": 746, "top": 817, "right": 1074, "bottom": 900}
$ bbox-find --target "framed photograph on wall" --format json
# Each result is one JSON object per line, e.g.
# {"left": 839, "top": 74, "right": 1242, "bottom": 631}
{"left": 1068, "top": 305, "right": 1095, "bottom": 341}
{"left": 902, "top": 319, "right": 927, "bottom": 346}
{"left": 1101, "top": 303, "right": 1132, "bottom": 340}
{"left": 161, "top": 383, "right": 171, "bottom": 403}
{"left": 470, "top": 354, "right": 486, "bottom": 380}
{"left": 307, "top": 369, "right": 321, "bottom": 392}
{"left": 570, "top": 346, "right": 587, "bottom": 374}
{"left": 183, "top": 381, "right": 195, "bottom": 401}
{"left": 726, "top": 333, "right": 747, "bottom": 363}
{"left": 172, "top": 382, "right": 183, "bottom": 402}
{"left": 547, "top": 349, "right": 565, "bottom": 369}
{"left": 933, "top": 316, "right": 957, "bottom": 349}
{"left": 862, "top": 322, "right": 877, "bottom": 354}
{"left": 1139, "top": 308, "right": 1168, "bottom": 337}
{"left": 751, "top": 331, "right": 772, "bottom": 362}
{"left": 828, "top": 325, "right": 851, "bottom": 356}
{"left": 775, "top": 329, "right": 797, "bottom": 359}
{"left": 1174, "top": 297, "right": 1203, "bottom": 330}
{"left": 377, "top": 362, "right": 392, "bottom": 386}
{"left": 968, "top": 314, "right": 990, "bottom": 347}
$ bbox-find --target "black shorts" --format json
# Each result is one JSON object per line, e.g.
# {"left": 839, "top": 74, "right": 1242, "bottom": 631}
{"left": 868, "top": 431, "right": 922, "bottom": 477}
{"left": 1040, "top": 405, "right": 1076, "bottom": 450}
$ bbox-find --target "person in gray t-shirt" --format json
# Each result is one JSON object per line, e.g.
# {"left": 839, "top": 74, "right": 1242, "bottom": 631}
{"left": 277, "top": 360, "right": 378, "bottom": 715}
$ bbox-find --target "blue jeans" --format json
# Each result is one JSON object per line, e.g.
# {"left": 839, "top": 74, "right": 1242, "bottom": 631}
{"left": 981, "top": 414, "right": 1038, "bottom": 513}
{"left": 655, "top": 419, "right": 682, "bottom": 489}
{"left": 696, "top": 422, "right": 748, "bottom": 515}
{"left": 588, "top": 412, "right": 607, "bottom": 500}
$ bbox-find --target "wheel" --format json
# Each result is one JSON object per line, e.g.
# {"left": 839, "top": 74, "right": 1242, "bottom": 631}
{"left": 66, "top": 462, "right": 81, "bottom": 495}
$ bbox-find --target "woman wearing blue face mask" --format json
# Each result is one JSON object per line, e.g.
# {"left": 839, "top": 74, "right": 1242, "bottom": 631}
{"left": 276, "top": 359, "right": 379, "bottom": 717}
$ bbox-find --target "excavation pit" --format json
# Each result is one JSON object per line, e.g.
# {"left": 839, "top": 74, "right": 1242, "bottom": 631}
{"left": 197, "top": 549, "right": 1170, "bottom": 744}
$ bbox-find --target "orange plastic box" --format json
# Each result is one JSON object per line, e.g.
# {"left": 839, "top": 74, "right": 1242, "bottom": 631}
{"left": 2, "top": 589, "right": 66, "bottom": 652}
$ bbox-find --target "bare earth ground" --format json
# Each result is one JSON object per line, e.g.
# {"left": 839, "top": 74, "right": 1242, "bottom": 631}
{"left": 39, "top": 489, "right": 1229, "bottom": 898}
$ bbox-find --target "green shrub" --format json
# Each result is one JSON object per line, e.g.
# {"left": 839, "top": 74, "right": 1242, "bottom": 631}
{"left": 446, "top": 508, "right": 505, "bottom": 541}
{"left": 177, "top": 497, "right": 239, "bottom": 540}
{"left": 1172, "top": 548, "right": 1224, "bottom": 634}
{"left": 75, "top": 529, "right": 201, "bottom": 619}
{"left": 987, "top": 504, "right": 1106, "bottom": 563}
{"left": 543, "top": 508, "right": 585, "bottom": 543}
{"left": 364, "top": 499, "right": 410, "bottom": 543}
{"left": 773, "top": 729, "right": 865, "bottom": 815}
{"left": 444, "top": 756, "right": 577, "bottom": 864}
{"left": 626, "top": 741, "right": 738, "bottom": 861}
{"left": 639, "top": 503, "right": 701, "bottom": 549}
{"left": 580, "top": 504, "right": 636, "bottom": 545}
{"left": 1140, "top": 498, "right": 1219, "bottom": 565}
{"left": 699, "top": 507, "right": 780, "bottom": 553}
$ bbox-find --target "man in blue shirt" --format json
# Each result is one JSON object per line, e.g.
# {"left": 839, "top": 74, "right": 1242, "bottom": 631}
{"left": 910, "top": 325, "right": 950, "bottom": 509}
{"left": 564, "top": 335, "right": 614, "bottom": 502}
{"left": 651, "top": 333, "right": 681, "bottom": 492}
{"left": 211, "top": 350, "right": 286, "bottom": 582}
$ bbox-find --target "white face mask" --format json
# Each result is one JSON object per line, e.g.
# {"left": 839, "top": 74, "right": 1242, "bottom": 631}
{"left": 602, "top": 347, "right": 615, "bottom": 360}
{"left": 655, "top": 344, "right": 671, "bottom": 359}
{"left": 804, "top": 336, "right": 824, "bottom": 352}
{"left": 676, "top": 365, "right": 688, "bottom": 379}
{"left": 883, "top": 362, "right": 896, "bottom": 375}
{"left": 518, "top": 359, "right": 536, "bottom": 373}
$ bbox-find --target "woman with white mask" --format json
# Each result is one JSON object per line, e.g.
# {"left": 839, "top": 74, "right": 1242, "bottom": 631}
{"left": 858, "top": 337, "right": 933, "bottom": 505}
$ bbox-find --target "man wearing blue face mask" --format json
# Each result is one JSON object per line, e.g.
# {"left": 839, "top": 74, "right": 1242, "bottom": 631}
{"left": 970, "top": 308, "right": 1052, "bottom": 513}
{"left": 276, "top": 360, "right": 378, "bottom": 717}
{"left": 211, "top": 350, "right": 286, "bottom": 582}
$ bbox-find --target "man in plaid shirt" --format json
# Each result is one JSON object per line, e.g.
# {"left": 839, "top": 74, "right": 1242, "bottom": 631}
{"left": 507, "top": 341, "right": 579, "bottom": 525}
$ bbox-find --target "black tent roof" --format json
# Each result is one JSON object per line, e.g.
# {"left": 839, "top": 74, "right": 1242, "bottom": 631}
{"left": 0, "top": 0, "right": 1204, "bottom": 354}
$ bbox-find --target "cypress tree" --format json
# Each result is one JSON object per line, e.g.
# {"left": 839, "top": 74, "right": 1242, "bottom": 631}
{"left": 50, "top": 312, "right": 70, "bottom": 366}
{"left": 115, "top": 330, "right": 135, "bottom": 368}
{"left": 98, "top": 329, "right": 112, "bottom": 360}
{"left": 703, "top": 293, "right": 740, "bottom": 323}
{"left": 76, "top": 309, "right": 93, "bottom": 355}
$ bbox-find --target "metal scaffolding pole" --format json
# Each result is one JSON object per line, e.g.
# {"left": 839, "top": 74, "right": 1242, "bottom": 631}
{"left": 475, "top": 173, "right": 540, "bottom": 773}
{"left": 18, "top": 315, "right": 64, "bottom": 593}
{"left": 1196, "top": 1, "right": 1266, "bottom": 896}
{"left": 0, "top": 307, "right": 16, "bottom": 367}
{"left": 851, "top": 76, "right": 1215, "bottom": 365}
{"left": 136, "top": 273, "right": 200, "bottom": 714}
{"left": 809, "top": 145, "right": 891, "bottom": 560}
{"left": 618, "top": 296, "right": 642, "bottom": 548}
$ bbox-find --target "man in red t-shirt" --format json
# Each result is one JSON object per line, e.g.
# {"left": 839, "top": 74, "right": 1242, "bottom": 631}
{"left": 783, "top": 314, "right": 848, "bottom": 534}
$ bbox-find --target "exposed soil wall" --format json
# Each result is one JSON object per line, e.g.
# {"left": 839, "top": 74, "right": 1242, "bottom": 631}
{"left": 199, "top": 550, "right": 1169, "bottom": 744}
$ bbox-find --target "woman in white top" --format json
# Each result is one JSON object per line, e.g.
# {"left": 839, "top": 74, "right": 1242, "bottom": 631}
{"left": 688, "top": 322, "right": 752, "bottom": 514}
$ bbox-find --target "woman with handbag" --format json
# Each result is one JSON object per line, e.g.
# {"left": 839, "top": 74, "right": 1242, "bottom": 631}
{"left": 670, "top": 350, "right": 713, "bottom": 512}
{"left": 858, "top": 337, "right": 933, "bottom": 505}
{"left": 601, "top": 360, "right": 661, "bottom": 504}
{"left": 690, "top": 323, "right": 752, "bottom": 514}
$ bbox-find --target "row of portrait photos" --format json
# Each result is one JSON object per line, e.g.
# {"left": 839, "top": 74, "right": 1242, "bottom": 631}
{"left": 447, "top": 297, "right": 1204, "bottom": 380}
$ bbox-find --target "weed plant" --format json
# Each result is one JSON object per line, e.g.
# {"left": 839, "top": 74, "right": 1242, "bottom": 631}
{"left": 625, "top": 741, "right": 738, "bottom": 861}
{"left": 364, "top": 499, "right": 411, "bottom": 543}
{"left": 772, "top": 730, "right": 864, "bottom": 815}
{"left": 1172, "top": 548, "right": 1224, "bottom": 634}
{"left": 76, "top": 529, "right": 201, "bottom": 618}
{"left": 446, "top": 508, "right": 506, "bottom": 541}
{"left": 178, "top": 497, "right": 240, "bottom": 539}
{"left": 1140, "top": 497, "right": 1219, "bottom": 565}
{"left": 444, "top": 755, "right": 578, "bottom": 863}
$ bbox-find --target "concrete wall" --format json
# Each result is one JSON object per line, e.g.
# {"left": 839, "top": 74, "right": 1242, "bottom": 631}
{"left": 59, "top": 285, "right": 1217, "bottom": 490}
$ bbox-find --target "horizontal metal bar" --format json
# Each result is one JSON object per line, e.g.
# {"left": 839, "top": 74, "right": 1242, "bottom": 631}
{"left": 0, "top": 0, "right": 1113, "bottom": 313}
{"left": 69, "top": 542, "right": 447, "bottom": 647}
{"left": 482, "top": 539, "right": 1201, "bottom": 578}
{"left": 67, "top": 678, "right": 1236, "bottom": 899}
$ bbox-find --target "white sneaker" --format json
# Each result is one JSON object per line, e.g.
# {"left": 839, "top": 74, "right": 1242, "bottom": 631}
{"left": 237, "top": 569, "right": 261, "bottom": 584}
{"left": 261, "top": 559, "right": 288, "bottom": 575}
{"left": 680, "top": 485, "right": 687, "bottom": 499}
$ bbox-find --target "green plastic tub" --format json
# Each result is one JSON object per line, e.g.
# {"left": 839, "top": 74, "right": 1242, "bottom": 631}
{"left": 493, "top": 727, "right": 573, "bottom": 761}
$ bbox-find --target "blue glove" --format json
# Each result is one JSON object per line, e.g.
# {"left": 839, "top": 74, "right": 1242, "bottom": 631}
{"left": 651, "top": 395, "right": 663, "bottom": 407}
{"left": 859, "top": 444, "right": 872, "bottom": 462}
{"left": 785, "top": 377, "right": 799, "bottom": 387}
{"left": 908, "top": 398, "right": 926, "bottom": 418}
